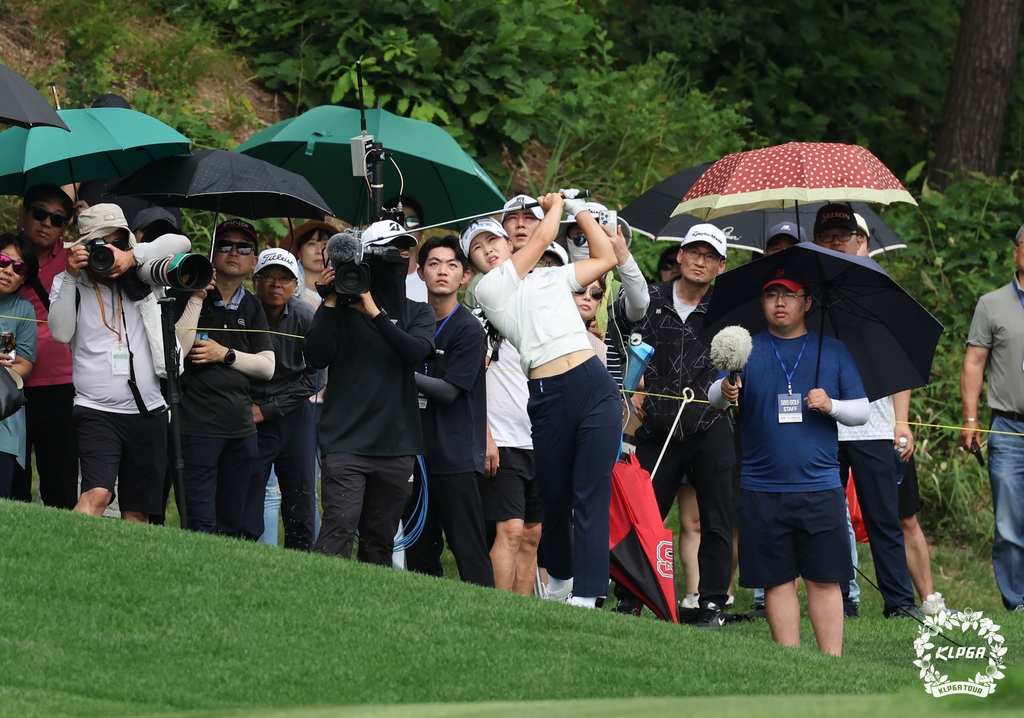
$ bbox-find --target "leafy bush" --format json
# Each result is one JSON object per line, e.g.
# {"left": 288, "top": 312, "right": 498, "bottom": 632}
{"left": 880, "top": 173, "right": 1022, "bottom": 544}
{"left": 161, "top": 0, "right": 618, "bottom": 175}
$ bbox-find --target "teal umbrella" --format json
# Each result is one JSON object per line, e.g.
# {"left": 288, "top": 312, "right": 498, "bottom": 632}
{"left": 236, "top": 105, "right": 505, "bottom": 225}
{"left": 0, "top": 107, "right": 191, "bottom": 195}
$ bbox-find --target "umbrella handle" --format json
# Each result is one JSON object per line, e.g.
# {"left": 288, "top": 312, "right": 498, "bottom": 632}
{"left": 649, "top": 387, "right": 694, "bottom": 482}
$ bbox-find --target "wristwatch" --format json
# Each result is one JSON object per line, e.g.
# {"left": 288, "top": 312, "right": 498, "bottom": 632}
{"left": 224, "top": 348, "right": 236, "bottom": 366}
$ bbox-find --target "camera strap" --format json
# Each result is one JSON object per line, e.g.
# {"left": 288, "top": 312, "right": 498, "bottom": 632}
{"left": 119, "top": 294, "right": 156, "bottom": 417}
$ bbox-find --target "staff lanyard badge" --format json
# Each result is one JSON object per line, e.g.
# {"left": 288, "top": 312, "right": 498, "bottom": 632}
{"left": 419, "top": 303, "right": 460, "bottom": 411}
{"left": 769, "top": 334, "right": 808, "bottom": 424}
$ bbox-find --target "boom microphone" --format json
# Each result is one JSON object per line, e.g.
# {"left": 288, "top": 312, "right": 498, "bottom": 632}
{"left": 326, "top": 231, "right": 364, "bottom": 265}
{"left": 711, "top": 326, "right": 753, "bottom": 385}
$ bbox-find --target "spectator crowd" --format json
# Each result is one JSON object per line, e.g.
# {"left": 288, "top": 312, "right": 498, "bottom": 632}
{"left": 3, "top": 177, "right": 1022, "bottom": 659}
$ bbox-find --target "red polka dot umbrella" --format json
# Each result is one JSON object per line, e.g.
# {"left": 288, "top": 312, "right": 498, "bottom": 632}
{"left": 672, "top": 142, "right": 917, "bottom": 221}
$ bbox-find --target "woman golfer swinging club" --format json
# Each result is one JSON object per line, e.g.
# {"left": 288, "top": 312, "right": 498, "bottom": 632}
{"left": 465, "top": 192, "right": 621, "bottom": 608}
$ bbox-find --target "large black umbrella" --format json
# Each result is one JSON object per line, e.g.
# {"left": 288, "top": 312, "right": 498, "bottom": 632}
{"left": 112, "top": 149, "right": 332, "bottom": 219}
{"left": 701, "top": 243, "right": 943, "bottom": 402}
{"left": 0, "top": 65, "right": 69, "bottom": 131}
{"left": 622, "top": 164, "right": 906, "bottom": 256}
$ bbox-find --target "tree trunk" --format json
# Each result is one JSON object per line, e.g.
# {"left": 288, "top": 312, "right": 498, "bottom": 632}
{"left": 932, "top": 0, "right": 1024, "bottom": 188}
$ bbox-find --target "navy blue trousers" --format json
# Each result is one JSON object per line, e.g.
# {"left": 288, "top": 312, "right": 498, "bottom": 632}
{"left": 244, "top": 401, "right": 317, "bottom": 550}
{"left": 528, "top": 356, "right": 621, "bottom": 597}
{"left": 839, "top": 439, "right": 915, "bottom": 611}
{"left": 182, "top": 433, "right": 259, "bottom": 537}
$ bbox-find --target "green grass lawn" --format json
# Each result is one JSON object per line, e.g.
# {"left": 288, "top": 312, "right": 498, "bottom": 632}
{"left": 0, "top": 500, "right": 1020, "bottom": 718}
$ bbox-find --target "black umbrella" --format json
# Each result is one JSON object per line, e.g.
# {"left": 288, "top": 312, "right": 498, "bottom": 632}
{"left": 112, "top": 149, "right": 332, "bottom": 220}
{"left": 620, "top": 164, "right": 710, "bottom": 237}
{"left": 701, "top": 243, "right": 943, "bottom": 402}
{"left": 0, "top": 65, "right": 69, "bottom": 131}
{"left": 622, "top": 164, "right": 906, "bottom": 256}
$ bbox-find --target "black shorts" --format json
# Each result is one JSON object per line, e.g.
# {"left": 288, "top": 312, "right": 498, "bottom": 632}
{"left": 897, "top": 454, "right": 922, "bottom": 519}
{"left": 479, "top": 447, "right": 542, "bottom": 523}
{"left": 75, "top": 405, "right": 168, "bottom": 515}
{"left": 738, "top": 487, "right": 854, "bottom": 588}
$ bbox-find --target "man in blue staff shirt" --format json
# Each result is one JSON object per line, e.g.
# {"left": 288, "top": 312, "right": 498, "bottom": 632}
{"left": 711, "top": 266, "right": 869, "bottom": 656}
{"left": 404, "top": 234, "right": 494, "bottom": 586}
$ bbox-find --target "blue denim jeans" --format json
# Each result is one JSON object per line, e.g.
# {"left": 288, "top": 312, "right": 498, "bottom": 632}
{"left": 988, "top": 415, "right": 1024, "bottom": 609}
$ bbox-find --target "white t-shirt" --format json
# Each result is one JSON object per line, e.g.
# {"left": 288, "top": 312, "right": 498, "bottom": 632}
{"left": 406, "top": 272, "right": 428, "bottom": 303}
{"left": 484, "top": 327, "right": 532, "bottom": 449}
{"left": 672, "top": 290, "right": 698, "bottom": 323}
{"left": 51, "top": 272, "right": 164, "bottom": 414}
{"left": 838, "top": 394, "right": 895, "bottom": 442}
{"left": 475, "top": 261, "right": 591, "bottom": 375}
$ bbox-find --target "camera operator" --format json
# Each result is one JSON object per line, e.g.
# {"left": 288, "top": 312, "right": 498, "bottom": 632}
{"left": 243, "top": 249, "right": 321, "bottom": 550}
{"left": 304, "top": 220, "right": 435, "bottom": 566}
{"left": 175, "top": 219, "right": 275, "bottom": 538}
{"left": 48, "top": 204, "right": 190, "bottom": 522}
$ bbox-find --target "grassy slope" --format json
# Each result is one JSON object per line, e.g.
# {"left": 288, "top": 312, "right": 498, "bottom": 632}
{"left": 0, "top": 501, "right": 1021, "bottom": 718}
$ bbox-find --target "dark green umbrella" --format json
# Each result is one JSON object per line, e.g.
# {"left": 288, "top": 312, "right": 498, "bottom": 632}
{"left": 0, "top": 107, "right": 191, "bottom": 195}
{"left": 236, "top": 105, "right": 505, "bottom": 225}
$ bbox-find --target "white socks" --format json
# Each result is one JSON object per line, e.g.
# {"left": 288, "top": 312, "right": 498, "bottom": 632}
{"left": 547, "top": 577, "right": 567, "bottom": 594}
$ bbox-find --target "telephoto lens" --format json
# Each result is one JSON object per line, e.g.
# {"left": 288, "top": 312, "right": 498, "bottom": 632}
{"left": 137, "top": 254, "right": 213, "bottom": 291}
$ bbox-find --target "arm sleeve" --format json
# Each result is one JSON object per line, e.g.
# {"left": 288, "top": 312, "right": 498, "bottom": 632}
{"left": 132, "top": 233, "right": 191, "bottom": 264}
{"left": 373, "top": 305, "right": 434, "bottom": 365}
{"left": 616, "top": 255, "right": 650, "bottom": 323}
{"left": 303, "top": 304, "right": 340, "bottom": 369}
{"left": 415, "top": 373, "right": 461, "bottom": 404}
{"left": 47, "top": 271, "right": 78, "bottom": 345}
{"left": 232, "top": 349, "right": 275, "bottom": 381}
{"left": 709, "top": 378, "right": 729, "bottom": 409}
{"left": 175, "top": 297, "right": 203, "bottom": 352}
{"left": 828, "top": 397, "right": 870, "bottom": 426}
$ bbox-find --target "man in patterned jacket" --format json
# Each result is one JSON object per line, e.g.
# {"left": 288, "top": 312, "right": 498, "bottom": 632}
{"left": 614, "top": 223, "right": 735, "bottom": 627}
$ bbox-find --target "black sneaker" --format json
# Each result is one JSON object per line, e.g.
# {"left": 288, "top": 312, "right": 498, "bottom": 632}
{"left": 844, "top": 602, "right": 860, "bottom": 619}
{"left": 695, "top": 600, "right": 726, "bottom": 628}
{"left": 614, "top": 596, "right": 641, "bottom": 616}
{"left": 746, "top": 603, "right": 767, "bottom": 619}
{"left": 884, "top": 604, "right": 924, "bottom": 620}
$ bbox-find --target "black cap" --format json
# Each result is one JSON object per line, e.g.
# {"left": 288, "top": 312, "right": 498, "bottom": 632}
{"left": 130, "top": 206, "right": 181, "bottom": 234}
{"left": 813, "top": 203, "right": 857, "bottom": 236}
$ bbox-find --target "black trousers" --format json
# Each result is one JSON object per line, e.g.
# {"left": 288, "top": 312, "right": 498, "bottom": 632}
{"left": 314, "top": 453, "right": 414, "bottom": 566}
{"left": 635, "top": 417, "right": 735, "bottom": 607}
{"left": 244, "top": 401, "right": 317, "bottom": 550}
{"left": 181, "top": 433, "right": 259, "bottom": 537}
{"left": 839, "top": 439, "right": 915, "bottom": 610}
{"left": 11, "top": 383, "right": 79, "bottom": 508}
{"left": 404, "top": 469, "right": 495, "bottom": 587}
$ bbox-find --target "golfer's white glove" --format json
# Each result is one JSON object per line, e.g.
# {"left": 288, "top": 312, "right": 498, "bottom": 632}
{"left": 562, "top": 197, "right": 590, "bottom": 217}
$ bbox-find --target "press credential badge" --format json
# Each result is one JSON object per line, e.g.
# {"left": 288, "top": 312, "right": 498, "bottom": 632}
{"left": 778, "top": 393, "right": 802, "bottom": 423}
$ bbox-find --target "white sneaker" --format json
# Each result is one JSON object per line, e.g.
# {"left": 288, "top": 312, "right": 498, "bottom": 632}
{"left": 921, "top": 592, "right": 954, "bottom": 616}
{"left": 544, "top": 577, "right": 573, "bottom": 603}
{"left": 681, "top": 593, "right": 700, "bottom": 610}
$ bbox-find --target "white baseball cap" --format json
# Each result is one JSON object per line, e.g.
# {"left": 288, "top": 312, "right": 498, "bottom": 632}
{"left": 460, "top": 217, "right": 508, "bottom": 256}
{"left": 680, "top": 223, "right": 728, "bottom": 259}
{"left": 854, "top": 212, "right": 870, "bottom": 237}
{"left": 541, "top": 242, "right": 569, "bottom": 266}
{"left": 361, "top": 219, "right": 417, "bottom": 248}
{"left": 502, "top": 194, "right": 544, "bottom": 222}
{"left": 255, "top": 248, "right": 300, "bottom": 279}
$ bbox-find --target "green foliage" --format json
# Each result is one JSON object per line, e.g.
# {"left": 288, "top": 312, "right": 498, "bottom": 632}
{"left": 880, "top": 173, "right": 1022, "bottom": 544}
{"left": 591, "top": 0, "right": 962, "bottom": 178}
{"left": 160, "top": 0, "right": 617, "bottom": 174}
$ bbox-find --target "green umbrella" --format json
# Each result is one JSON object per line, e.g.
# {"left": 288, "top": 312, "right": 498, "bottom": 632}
{"left": 236, "top": 105, "right": 505, "bottom": 225}
{"left": 0, "top": 107, "right": 191, "bottom": 195}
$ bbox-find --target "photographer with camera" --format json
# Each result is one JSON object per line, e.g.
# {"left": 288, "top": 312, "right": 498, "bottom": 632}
{"left": 48, "top": 204, "right": 191, "bottom": 521}
{"left": 304, "top": 220, "right": 434, "bottom": 566}
{"left": 175, "top": 219, "right": 275, "bottom": 538}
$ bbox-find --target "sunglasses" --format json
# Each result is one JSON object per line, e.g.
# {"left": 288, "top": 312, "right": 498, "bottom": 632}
{"left": 569, "top": 231, "right": 587, "bottom": 247}
{"left": 29, "top": 206, "right": 70, "bottom": 228}
{"left": 0, "top": 254, "right": 28, "bottom": 276}
{"left": 404, "top": 216, "right": 422, "bottom": 229}
{"left": 574, "top": 287, "right": 605, "bottom": 300}
{"left": 659, "top": 259, "right": 679, "bottom": 271}
{"left": 215, "top": 241, "right": 256, "bottom": 255}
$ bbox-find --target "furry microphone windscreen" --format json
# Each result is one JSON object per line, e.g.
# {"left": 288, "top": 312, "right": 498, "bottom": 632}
{"left": 710, "top": 325, "right": 753, "bottom": 373}
{"left": 325, "top": 231, "right": 363, "bottom": 266}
